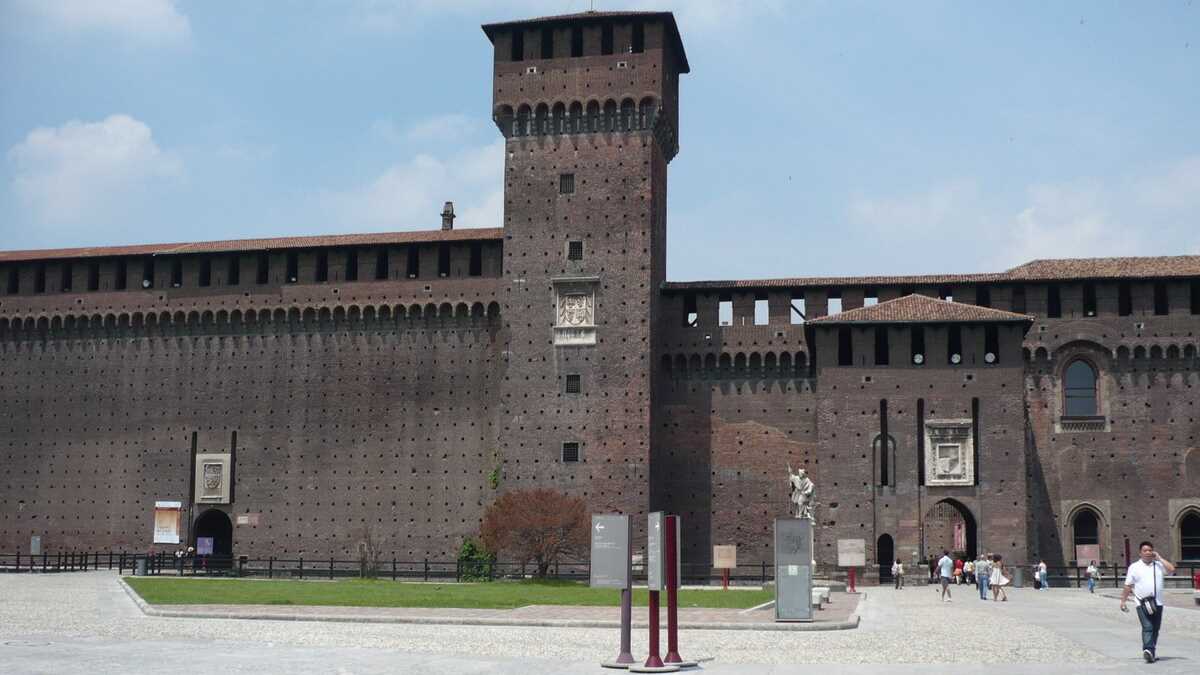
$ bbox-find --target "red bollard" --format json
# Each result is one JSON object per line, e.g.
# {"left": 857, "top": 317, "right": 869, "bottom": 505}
{"left": 722, "top": 568, "right": 729, "bottom": 591}
{"left": 848, "top": 567, "right": 857, "bottom": 593}
{"left": 645, "top": 590, "right": 665, "bottom": 669}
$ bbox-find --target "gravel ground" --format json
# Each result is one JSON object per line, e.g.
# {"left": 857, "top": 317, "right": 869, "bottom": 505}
{"left": 2, "top": 571, "right": 1198, "bottom": 671}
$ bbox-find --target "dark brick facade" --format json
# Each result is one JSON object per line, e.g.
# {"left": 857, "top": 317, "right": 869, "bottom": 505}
{"left": 2, "top": 11, "right": 1199, "bottom": 571}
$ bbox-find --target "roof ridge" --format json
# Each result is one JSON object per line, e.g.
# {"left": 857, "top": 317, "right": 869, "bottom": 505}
{"left": 809, "top": 293, "right": 1033, "bottom": 324}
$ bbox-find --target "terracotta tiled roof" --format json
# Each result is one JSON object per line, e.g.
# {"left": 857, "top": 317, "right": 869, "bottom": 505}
{"left": 0, "top": 228, "right": 505, "bottom": 263}
{"left": 808, "top": 294, "right": 1033, "bottom": 325}
{"left": 481, "top": 11, "right": 690, "bottom": 73}
{"left": 663, "top": 255, "right": 1200, "bottom": 292}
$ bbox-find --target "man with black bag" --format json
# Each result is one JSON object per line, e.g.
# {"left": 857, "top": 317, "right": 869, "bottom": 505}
{"left": 1119, "top": 541, "right": 1176, "bottom": 663}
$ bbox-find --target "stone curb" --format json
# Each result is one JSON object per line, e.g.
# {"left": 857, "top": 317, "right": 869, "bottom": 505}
{"left": 117, "top": 577, "right": 861, "bottom": 632}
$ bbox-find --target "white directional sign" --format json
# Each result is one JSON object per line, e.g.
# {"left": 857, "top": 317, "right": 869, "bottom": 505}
{"left": 590, "top": 514, "right": 632, "bottom": 589}
{"left": 647, "top": 511, "right": 665, "bottom": 591}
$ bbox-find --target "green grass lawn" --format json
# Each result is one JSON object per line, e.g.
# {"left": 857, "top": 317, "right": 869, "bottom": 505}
{"left": 124, "top": 577, "right": 772, "bottom": 610}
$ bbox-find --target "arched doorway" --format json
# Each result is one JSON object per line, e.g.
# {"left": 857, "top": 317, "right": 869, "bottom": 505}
{"left": 1071, "top": 508, "right": 1100, "bottom": 564}
{"left": 194, "top": 509, "right": 233, "bottom": 559}
{"left": 923, "top": 499, "right": 976, "bottom": 560}
{"left": 1181, "top": 511, "right": 1200, "bottom": 562}
{"left": 877, "top": 534, "right": 895, "bottom": 582}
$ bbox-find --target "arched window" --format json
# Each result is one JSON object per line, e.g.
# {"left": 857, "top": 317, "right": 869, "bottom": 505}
{"left": 1064, "top": 359, "right": 1098, "bottom": 417}
{"left": 1072, "top": 509, "right": 1099, "bottom": 548}
{"left": 1181, "top": 511, "right": 1200, "bottom": 561}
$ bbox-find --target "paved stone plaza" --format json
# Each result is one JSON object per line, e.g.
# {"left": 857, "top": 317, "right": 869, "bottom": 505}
{"left": 2, "top": 572, "right": 1198, "bottom": 673}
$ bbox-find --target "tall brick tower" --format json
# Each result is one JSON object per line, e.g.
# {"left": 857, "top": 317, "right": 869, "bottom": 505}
{"left": 482, "top": 12, "right": 689, "bottom": 523}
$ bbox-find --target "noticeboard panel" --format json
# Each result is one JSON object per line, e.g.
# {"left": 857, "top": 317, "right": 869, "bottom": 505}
{"left": 774, "top": 518, "right": 814, "bottom": 622}
{"left": 589, "top": 514, "right": 632, "bottom": 589}
{"left": 647, "top": 511, "right": 665, "bottom": 591}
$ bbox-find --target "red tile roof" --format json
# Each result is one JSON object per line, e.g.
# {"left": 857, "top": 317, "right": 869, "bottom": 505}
{"left": 808, "top": 294, "right": 1033, "bottom": 325}
{"left": 481, "top": 11, "right": 690, "bottom": 73}
{"left": 0, "top": 228, "right": 504, "bottom": 263}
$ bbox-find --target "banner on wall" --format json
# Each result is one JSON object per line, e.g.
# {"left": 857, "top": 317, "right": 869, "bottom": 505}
{"left": 152, "top": 501, "right": 182, "bottom": 544}
{"left": 953, "top": 522, "right": 965, "bottom": 552}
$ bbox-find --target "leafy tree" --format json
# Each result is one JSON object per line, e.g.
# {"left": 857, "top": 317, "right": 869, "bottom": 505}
{"left": 480, "top": 488, "right": 588, "bottom": 577}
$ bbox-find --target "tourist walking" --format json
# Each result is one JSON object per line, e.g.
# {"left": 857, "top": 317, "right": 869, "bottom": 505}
{"left": 1120, "top": 541, "right": 1176, "bottom": 663}
{"left": 1085, "top": 561, "right": 1098, "bottom": 594}
{"left": 937, "top": 550, "right": 954, "bottom": 602}
{"left": 1038, "top": 559, "right": 1049, "bottom": 590}
{"left": 976, "top": 554, "right": 991, "bottom": 600}
{"left": 953, "top": 557, "right": 964, "bottom": 585}
{"left": 989, "top": 554, "right": 1009, "bottom": 602}
{"left": 964, "top": 558, "right": 975, "bottom": 586}
{"left": 892, "top": 559, "right": 904, "bottom": 589}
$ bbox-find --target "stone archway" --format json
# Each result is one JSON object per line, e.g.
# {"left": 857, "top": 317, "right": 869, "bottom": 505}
{"left": 194, "top": 508, "right": 233, "bottom": 559}
{"left": 877, "top": 533, "right": 895, "bottom": 581}
{"left": 923, "top": 499, "right": 976, "bottom": 560}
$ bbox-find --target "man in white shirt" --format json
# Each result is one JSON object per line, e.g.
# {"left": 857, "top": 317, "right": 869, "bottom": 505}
{"left": 937, "top": 550, "right": 954, "bottom": 602}
{"left": 1120, "top": 541, "right": 1177, "bottom": 663}
{"left": 976, "top": 554, "right": 991, "bottom": 601}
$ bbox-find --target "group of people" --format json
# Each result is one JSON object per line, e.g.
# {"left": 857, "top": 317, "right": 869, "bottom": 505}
{"left": 927, "top": 550, "right": 1013, "bottom": 602}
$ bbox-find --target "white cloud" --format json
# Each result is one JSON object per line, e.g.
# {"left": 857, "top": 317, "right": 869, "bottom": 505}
{"left": 318, "top": 138, "right": 504, "bottom": 231}
{"left": 849, "top": 179, "right": 979, "bottom": 234}
{"left": 16, "top": 0, "right": 191, "bottom": 44}
{"left": 372, "top": 114, "right": 478, "bottom": 144}
{"left": 8, "top": 114, "right": 182, "bottom": 225}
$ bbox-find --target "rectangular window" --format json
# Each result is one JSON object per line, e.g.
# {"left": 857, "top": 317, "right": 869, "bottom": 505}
{"left": 753, "top": 296, "right": 769, "bottom": 325}
{"left": 976, "top": 286, "right": 991, "bottom": 307}
{"left": 718, "top": 297, "right": 733, "bottom": 326}
{"left": 1192, "top": 280, "right": 1200, "bottom": 315}
{"left": 571, "top": 26, "right": 583, "bottom": 57}
{"left": 561, "top": 442, "right": 581, "bottom": 463}
{"left": 683, "top": 294, "right": 698, "bottom": 327}
{"left": 1011, "top": 286, "right": 1026, "bottom": 314}
{"left": 36, "top": 263, "right": 46, "bottom": 293}
{"left": 565, "top": 374, "right": 581, "bottom": 394}
{"left": 227, "top": 257, "right": 240, "bottom": 286}
{"left": 115, "top": 259, "right": 127, "bottom": 290}
{"left": 406, "top": 246, "right": 419, "bottom": 278}
{"left": 61, "top": 263, "right": 73, "bottom": 292}
{"left": 917, "top": 398, "right": 926, "bottom": 485}
{"left": 1082, "top": 282, "right": 1097, "bottom": 316}
{"left": 874, "top": 326, "right": 890, "bottom": 366}
{"left": 256, "top": 253, "right": 270, "bottom": 284}
{"left": 510, "top": 29, "right": 524, "bottom": 61}
{"left": 911, "top": 326, "right": 925, "bottom": 365}
{"left": 438, "top": 243, "right": 450, "bottom": 277}
{"left": 864, "top": 288, "right": 879, "bottom": 307}
{"left": 87, "top": 262, "right": 99, "bottom": 291}
{"left": 1047, "top": 284, "right": 1061, "bottom": 318}
{"left": 601, "top": 24, "right": 614, "bottom": 55}
{"left": 948, "top": 325, "right": 963, "bottom": 364}
{"left": 837, "top": 327, "right": 854, "bottom": 366}
{"left": 315, "top": 251, "right": 328, "bottom": 282}
{"left": 828, "top": 295, "right": 843, "bottom": 315}
{"left": 790, "top": 294, "right": 806, "bottom": 324}
{"left": 1153, "top": 281, "right": 1168, "bottom": 315}
{"left": 469, "top": 242, "right": 483, "bottom": 277}
{"left": 345, "top": 249, "right": 358, "bottom": 281}
{"left": 285, "top": 252, "right": 298, "bottom": 283}
{"left": 6, "top": 266, "right": 18, "bottom": 294}
{"left": 632, "top": 21, "right": 644, "bottom": 53}
{"left": 567, "top": 240, "right": 584, "bottom": 261}
{"left": 198, "top": 258, "right": 211, "bottom": 287}
{"left": 1118, "top": 282, "right": 1132, "bottom": 316}
{"left": 984, "top": 325, "right": 1000, "bottom": 363}
{"left": 142, "top": 257, "right": 154, "bottom": 289}
{"left": 170, "top": 258, "right": 182, "bottom": 287}
{"left": 939, "top": 286, "right": 954, "bottom": 302}
{"left": 375, "top": 249, "right": 389, "bottom": 280}
{"left": 540, "top": 27, "right": 553, "bottom": 59}
{"left": 559, "top": 173, "right": 575, "bottom": 194}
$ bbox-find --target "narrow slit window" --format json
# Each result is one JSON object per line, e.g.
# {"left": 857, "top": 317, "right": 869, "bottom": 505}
{"left": 917, "top": 399, "right": 926, "bottom": 485}
{"left": 1153, "top": 281, "right": 1168, "bottom": 315}
{"left": 6, "top": 266, "right": 19, "bottom": 294}
{"left": 790, "top": 295, "right": 806, "bottom": 324}
{"left": 565, "top": 374, "right": 581, "bottom": 394}
{"left": 571, "top": 27, "right": 583, "bottom": 57}
{"left": 753, "top": 296, "right": 769, "bottom": 325}
{"left": 837, "top": 327, "right": 854, "bottom": 366}
{"left": 61, "top": 263, "right": 73, "bottom": 292}
{"left": 683, "top": 294, "right": 698, "bottom": 327}
{"left": 947, "top": 325, "right": 963, "bottom": 364}
{"left": 170, "top": 258, "right": 182, "bottom": 288}
{"left": 567, "top": 240, "right": 584, "bottom": 261}
{"left": 1047, "top": 284, "right": 1062, "bottom": 318}
{"left": 911, "top": 326, "right": 926, "bottom": 365}
{"left": 35, "top": 263, "right": 46, "bottom": 293}
{"left": 1011, "top": 286, "right": 1026, "bottom": 314}
{"left": 1082, "top": 282, "right": 1097, "bottom": 316}
{"left": 406, "top": 246, "right": 419, "bottom": 278}
{"left": 540, "top": 27, "right": 553, "bottom": 59}
{"left": 879, "top": 399, "right": 890, "bottom": 486}
{"left": 315, "top": 251, "right": 328, "bottom": 282}
{"left": 345, "top": 249, "right": 358, "bottom": 282}
{"left": 285, "top": 252, "right": 298, "bottom": 283}
{"left": 561, "top": 442, "right": 581, "bottom": 463}
{"left": 984, "top": 325, "right": 1000, "bottom": 363}
{"left": 115, "top": 259, "right": 127, "bottom": 290}
{"left": 375, "top": 249, "right": 389, "bottom": 280}
{"left": 601, "top": 24, "right": 614, "bottom": 55}
{"left": 874, "top": 326, "right": 889, "bottom": 365}
{"left": 1191, "top": 280, "right": 1200, "bottom": 315}
{"left": 976, "top": 286, "right": 991, "bottom": 307}
{"left": 1118, "top": 282, "right": 1132, "bottom": 316}
{"left": 469, "top": 242, "right": 482, "bottom": 277}
{"left": 718, "top": 297, "right": 733, "bottom": 326}
{"left": 141, "top": 258, "right": 154, "bottom": 289}
{"left": 198, "top": 258, "right": 211, "bottom": 287}
{"left": 971, "top": 397, "right": 981, "bottom": 486}
{"left": 511, "top": 30, "right": 524, "bottom": 61}
{"left": 226, "top": 257, "right": 240, "bottom": 286}
{"left": 87, "top": 262, "right": 100, "bottom": 291}
{"left": 632, "top": 21, "right": 644, "bottom": 53}
{"left": 256, "top": 253, "right": 269, "bottom": 285}
{"left": 438, "top": 243, "right": 450, "bottom": 277}
{"left": 559, "top": 173, "right": 575, "bottom": 194}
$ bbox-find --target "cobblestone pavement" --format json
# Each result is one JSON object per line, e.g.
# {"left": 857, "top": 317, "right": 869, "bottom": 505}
{"left": 2, "top": 572, "right": 1198, "bottom": 674}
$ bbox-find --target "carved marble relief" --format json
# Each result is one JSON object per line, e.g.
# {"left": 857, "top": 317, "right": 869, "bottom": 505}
{"left": 924, "top": 419, "right": 974, "bottom": 486}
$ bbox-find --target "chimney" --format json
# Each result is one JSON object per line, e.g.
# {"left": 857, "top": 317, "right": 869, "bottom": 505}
{"left": 441, "top": 201, "right": 455, "bottom": 230}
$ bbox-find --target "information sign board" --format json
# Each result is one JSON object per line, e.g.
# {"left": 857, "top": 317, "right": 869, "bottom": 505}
{"left": 713, "top": 545, "right": 737, "bottom": 569}
{"left": 647, "top": 511, "right": 665, "bottom": 591}
{"left": 590, "top": 514, "right": 632, "bottom": 589}
{"left": 837, "top": 538, "right": 866, "bottom": 567}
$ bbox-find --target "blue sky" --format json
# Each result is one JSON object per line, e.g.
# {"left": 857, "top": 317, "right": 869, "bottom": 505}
{"left": 1, "top": 1, "right": 1197, "bottom": 282}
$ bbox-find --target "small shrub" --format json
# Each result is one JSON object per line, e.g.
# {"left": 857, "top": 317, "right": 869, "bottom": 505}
{"left": 458, "top": 538, "right": 493, "bottom": 582}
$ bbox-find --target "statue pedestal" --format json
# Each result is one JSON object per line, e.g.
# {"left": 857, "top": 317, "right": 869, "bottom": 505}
{"left": 774, "top": 518, "right": 814, "bottom": 622}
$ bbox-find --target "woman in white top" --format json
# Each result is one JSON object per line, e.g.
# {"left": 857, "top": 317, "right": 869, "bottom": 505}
{"left": 989, "top": 554, "right": 1009, "bottom": 602}
{"left": 1085, "top": 561, "right": 1099, "bottom": 594}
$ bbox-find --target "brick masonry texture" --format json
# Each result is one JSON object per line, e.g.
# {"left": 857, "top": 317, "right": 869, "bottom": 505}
{"left": 2, "top": 11, "right": 1199, "bottom": 572}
